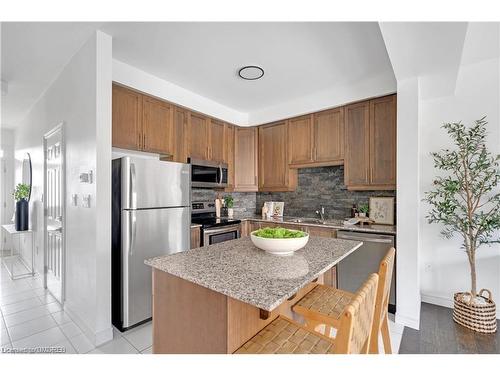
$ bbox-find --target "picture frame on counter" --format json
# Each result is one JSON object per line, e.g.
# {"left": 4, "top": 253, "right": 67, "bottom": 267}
{"left": 369, "top": 197, "right": 395, "bottom": 225}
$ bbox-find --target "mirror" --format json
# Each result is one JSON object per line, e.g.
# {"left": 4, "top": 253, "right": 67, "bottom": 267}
{"left": 22, "top": 152, "right": 32, "bottom": 202}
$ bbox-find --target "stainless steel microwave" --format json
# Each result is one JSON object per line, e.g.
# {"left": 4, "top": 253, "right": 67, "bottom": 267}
{"left": 189, "top": 159, "right": 228, "bottom": 188}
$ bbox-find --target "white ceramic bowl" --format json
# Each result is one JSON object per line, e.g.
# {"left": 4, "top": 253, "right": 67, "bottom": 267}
{"left": 250, "top": 230, "right": 309, "bottom": 256}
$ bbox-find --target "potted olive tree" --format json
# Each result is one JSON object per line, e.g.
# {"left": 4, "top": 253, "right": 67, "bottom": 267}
{"left": 424, "top": 117, "right": 499, "bottom": 333}
{"left": 13, "top": 183, "right": 30, "bottom": 231}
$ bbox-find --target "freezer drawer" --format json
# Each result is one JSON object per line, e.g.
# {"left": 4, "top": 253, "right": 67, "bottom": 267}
{"left": 120, "top": 206, "right": 190, "bottom": 329}
{"left": 336, "top": 231, "right": 396, "bottom": 311}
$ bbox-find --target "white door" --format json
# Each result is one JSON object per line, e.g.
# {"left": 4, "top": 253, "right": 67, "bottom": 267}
{"left": 44, "top": 125, "right": 65, "bottom": 304}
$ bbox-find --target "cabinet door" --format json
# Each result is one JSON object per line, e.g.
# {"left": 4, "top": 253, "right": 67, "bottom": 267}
{"left": 259, "top": 122, "right": 297, "bottom": 191}
{"left": 142, "top": 96, "right": 174, "bottom": 155}
{"left": 288, "top": 115, "right": 314, "bottom": 166}
{"left": 370, "top": 95, "right": 396, "bottom": 188}
{"left": 112, "top": 85, "right": 142, "bottom": 150}
{"left": 314, "top": 107, "right": 344, "bottom": 163}
{"left": 209, "top": 119, "right": 226, "bottom": 162}
{"left": 172, "top": 106, "right": 188, "bottom": 163}
{"left": 344, "top": 101, "right": 370, "bottom": 188}
{"left": 234, "top": 127, "right": 259, "bottom": 192}
{"left": 225, "top": 124, "right": 235, "bottom": 190}
{"left": 305, "top": 226, "right": 335, "bottom": 238}
{"left": 190, "top": 227, "right": 201, "bottom": 249}
{"left": 188, "top": 112, "right": 210, "bottom": 160}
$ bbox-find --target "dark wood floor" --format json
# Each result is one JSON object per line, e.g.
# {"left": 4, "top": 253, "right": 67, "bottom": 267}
{"left": 399, "top": 303, "right": 499, "bottom": 354}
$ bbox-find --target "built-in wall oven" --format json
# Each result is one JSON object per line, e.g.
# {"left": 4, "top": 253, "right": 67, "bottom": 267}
{"left": 189, "top": 159, "right": 228, "bottom": 188}
{"left": 191, "top": 201, "right": 241, "bottom": 246}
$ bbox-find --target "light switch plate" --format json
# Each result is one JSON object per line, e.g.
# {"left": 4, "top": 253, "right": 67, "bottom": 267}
{"left": 82, "top": 194, "right": 91, "bottom": 208}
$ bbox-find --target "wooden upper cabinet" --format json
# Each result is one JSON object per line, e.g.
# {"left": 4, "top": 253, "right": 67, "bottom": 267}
{"left": 288, "top": 115, "right": 314, "bottom": 166}
{"left": 370, "top": 95, "right": 396, "bottom": 187}
{"left": 259, "top": 121, "right": 297, "bottom": 191}
{"left": 225, "top": 124, "right": 235, "bottom": 190}
{"left": 314, "top": 107, "right": 344, "bottom": 164}
{"left": 344, "top": 101, "right": 370, "bottom": 188}
{"left": 142, "top": 96, "right": 174, "bottom": 155}
{"left": 234, "top": 127, "right": 258, "bottom": 192}
{"left": 209, "top": 119, "right": 226, "bottom": 163}
{"left": 344, "top": 95, "right": 396, "bottom": 190}
{"left": 172, "top": 106, "right": 188, "bottom": 163}
{"left": 188, "top": 112, "right": 210, "bottom": 160}
{"left": 112, "top": 85, "right": 142, "bottom": 150}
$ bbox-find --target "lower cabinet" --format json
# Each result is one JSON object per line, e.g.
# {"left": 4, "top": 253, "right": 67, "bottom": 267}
{"left": 190, "top": 226, "right": 201, "bottom": 249}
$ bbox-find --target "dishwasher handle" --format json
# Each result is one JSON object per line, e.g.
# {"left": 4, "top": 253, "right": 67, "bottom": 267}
{"left": 338, "top": 233, "right": 394, "bottom": 244}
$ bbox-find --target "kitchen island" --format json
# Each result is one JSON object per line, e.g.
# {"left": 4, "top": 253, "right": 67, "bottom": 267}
{"left": 145, "top": 236, "right": 362, "bottom": 353}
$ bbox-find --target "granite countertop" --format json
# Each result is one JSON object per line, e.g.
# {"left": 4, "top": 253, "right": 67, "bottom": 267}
{"left": 190, "top": 223, "right": 202, "bottom": 228}
{"left": 239, "top": 215, "right": 396, "bottom": 235}
{"left": 145, "top": 236, "right": 362, "bottom": 311}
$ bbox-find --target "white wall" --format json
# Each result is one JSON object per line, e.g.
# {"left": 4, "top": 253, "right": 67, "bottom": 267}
{"left": 113, "top": 59, "right": 248, "bottom": 125}
{"left": 419, "top": 56, "right": 500, "bottom": 317}
{"left": 14, "top": 31, "right": 113, "bottom": 344}
{"left": 395, "top": 77, "right": 422, "bottom": 329}
{"left": 1, "top": 129, "right": 15, "bottom": 253}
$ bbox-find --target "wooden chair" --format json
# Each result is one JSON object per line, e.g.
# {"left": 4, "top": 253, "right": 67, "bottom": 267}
{"left": 293, "top": 247, "right": 396, "bottom": 354}
{"left": 234, "top": 273, "right": 378, "bottom": 354}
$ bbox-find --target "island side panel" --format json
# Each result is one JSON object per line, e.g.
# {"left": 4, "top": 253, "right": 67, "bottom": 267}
{"left": 227, "top": 274, "right": 323, "bottom": 353}
{"left": 152, "top": 269, "right": 228, "bottom": 353}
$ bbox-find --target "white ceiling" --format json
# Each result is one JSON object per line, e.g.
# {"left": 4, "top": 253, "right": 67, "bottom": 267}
{"left": 1, "top": 22, "right": 103, "bottom": 128}
{"left": 2, "top": 22, "right": 395, "bottom": 128}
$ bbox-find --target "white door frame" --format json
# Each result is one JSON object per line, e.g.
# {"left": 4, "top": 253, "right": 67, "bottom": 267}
{"left": 43, "top": 122, "right": 66, "bottom": 305}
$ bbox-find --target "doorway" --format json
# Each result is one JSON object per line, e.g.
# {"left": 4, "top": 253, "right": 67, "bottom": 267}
{"left": 43, "top": 124, "right": 65, "bottom": 304}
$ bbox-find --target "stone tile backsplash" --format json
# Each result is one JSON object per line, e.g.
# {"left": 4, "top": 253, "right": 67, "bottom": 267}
{"left": 192, "top": 165, "right": 396, "bottom": 221}
{"left": 256, "top": 166, "right": 396, "bottom": 220}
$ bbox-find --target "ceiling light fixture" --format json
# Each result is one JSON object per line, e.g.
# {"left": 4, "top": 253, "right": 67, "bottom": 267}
{"left": 238, "top": 66, "right": 264, "bottom": 81}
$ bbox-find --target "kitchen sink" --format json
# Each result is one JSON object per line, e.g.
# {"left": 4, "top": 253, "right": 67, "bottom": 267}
{"left": 287, "top": 218, "right": 327, "bottom": 224}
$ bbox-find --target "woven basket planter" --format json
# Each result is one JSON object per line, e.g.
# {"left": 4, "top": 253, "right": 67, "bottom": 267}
{"left": 453, "top": 289, "right": 497, "bottom": 334}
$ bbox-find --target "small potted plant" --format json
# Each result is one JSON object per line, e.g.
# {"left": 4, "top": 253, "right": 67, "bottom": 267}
{"left": 13, "top": 183, "right": 30, "bottom": 231}
{"left": 224, "top": 195, "right": 234, "bottom": 218}
{"left": 358, "top": 203, "right": 369, "bottom": 218}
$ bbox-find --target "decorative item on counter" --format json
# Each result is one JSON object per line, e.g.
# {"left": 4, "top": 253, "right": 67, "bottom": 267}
{"left": 263, "top": 202, "right": 273, "bottom": 219}
{"left": 250, "top": 227, "right": 309, "bottom": 256}
{"left": 215, "top": 193, "right": 223, "bottom": 218}
{"left": 369, "top": 197, "right": 395, "bottom": 225}
{"left": 424, "top": 117, "right": 499, "bottom": 333}
{"left": 357, "top": 203, "right": 369, "bottom": 218}
{"left": 350, "top": 204, "right": 358, "bottom": 218}
{"left": 13, "top": 183, "right": 30, "bottom": 231}
{"left": 271, "top": 202, "right": 284, "bottom": 217}
{"left": 261, "top": 203, "right": 268, "bottom": 219}
{"left": 224, "top": 195, "right": 234, "bottom": 218}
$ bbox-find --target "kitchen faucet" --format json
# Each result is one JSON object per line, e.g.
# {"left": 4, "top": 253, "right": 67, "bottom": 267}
{"left": 315, "top": 206, "right": 326, "bottom": 221}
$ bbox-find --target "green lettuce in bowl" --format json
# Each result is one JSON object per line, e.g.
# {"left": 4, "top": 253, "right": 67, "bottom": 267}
{"left": 253, "top": 227, "right": 306, "bottom": 239}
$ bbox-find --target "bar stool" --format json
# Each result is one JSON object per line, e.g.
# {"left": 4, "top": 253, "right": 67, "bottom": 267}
{"left": 234, "top": 273, "right": 378, "bottom": 354}
{"left": 293, "top": 247, "right": 395, "bottom": 354}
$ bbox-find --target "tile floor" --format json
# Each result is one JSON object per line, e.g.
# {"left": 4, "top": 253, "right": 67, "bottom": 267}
{"left": 1, "top": 259, "right": 402, "bottom": 354}
{"left": 0, "top": 261, "right": 152, "bottom": 354}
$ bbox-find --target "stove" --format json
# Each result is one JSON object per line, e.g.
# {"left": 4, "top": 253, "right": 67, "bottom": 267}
{"left": 191, "top": 201, "right": 241, "bottom": 246}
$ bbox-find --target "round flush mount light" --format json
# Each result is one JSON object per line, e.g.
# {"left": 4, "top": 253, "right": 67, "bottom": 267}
{"left": 238, "top": 66, "right": 264, "bottom": 80}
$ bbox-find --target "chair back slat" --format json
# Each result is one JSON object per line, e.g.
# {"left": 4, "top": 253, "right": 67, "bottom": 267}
{"left": 368, "top": 247, "right": 396, "bottom": 353}
{"left": 334, "top": 273, "right": 379, "bottom": 354}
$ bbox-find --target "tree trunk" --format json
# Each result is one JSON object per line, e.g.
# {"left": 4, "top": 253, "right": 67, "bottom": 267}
{"left": 469, "top": 252, "right": 477, "bottom": 297}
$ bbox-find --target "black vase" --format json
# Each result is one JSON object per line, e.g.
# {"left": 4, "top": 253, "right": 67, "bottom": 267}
{"left": 15, "top": 199, "right": 29, "bottom": 231}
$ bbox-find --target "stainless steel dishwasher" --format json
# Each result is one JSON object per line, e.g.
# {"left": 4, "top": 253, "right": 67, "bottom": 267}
{"left": 336, "top": 230, "right": 396, "bottom": 313}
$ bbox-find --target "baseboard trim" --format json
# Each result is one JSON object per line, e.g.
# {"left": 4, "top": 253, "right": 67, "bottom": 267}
{"left": 421, "top": 293, "right": 500, "bottom": 319}
{"left": 64, "top": 305, "right": 113, "bottom": 346}
{"left": 395, "top": 312, "right": 420, "bottom": 330}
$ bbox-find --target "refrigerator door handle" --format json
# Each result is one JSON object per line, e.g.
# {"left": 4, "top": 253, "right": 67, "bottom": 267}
{"left": 130, "top": 211, "right": 137, "bottom": 256}
{"left": 130, "top": 162, "right": 137, "bottom": 209}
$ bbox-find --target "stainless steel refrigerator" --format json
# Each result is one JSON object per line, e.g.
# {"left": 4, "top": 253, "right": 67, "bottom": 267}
{"left": 112, "top": 157, "right": 191, "bottom": 331}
